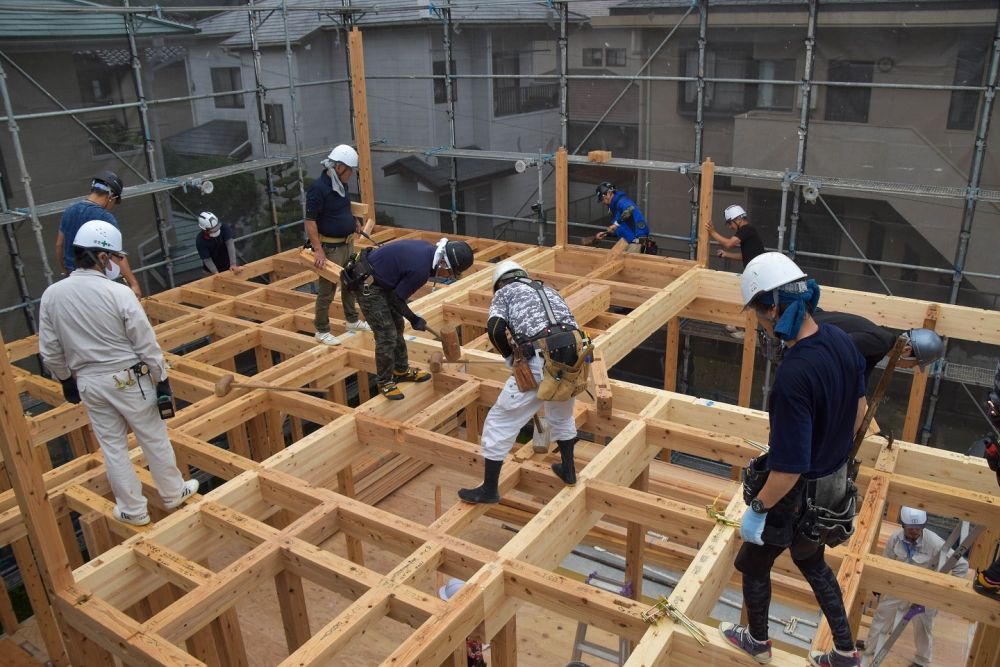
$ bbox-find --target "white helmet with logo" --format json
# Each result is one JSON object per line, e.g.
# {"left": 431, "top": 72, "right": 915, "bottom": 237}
{"left": 900, "top": 506, "right": 927, "bottom": 526}
{"left": 198, "top": 212, "right": 221, "bottom": 236}
{"left": 724, "top": 204, "right": 747, "bottom": 222}
{"left": 73, "top": 220, "right": 125, "bottom": 255}
{"left": 492, "top": 259, "right": 529, "bottom": 292}
{"left": 322, "top": 144, "right": 359, "bottom": 169}
{"left": 740, "top": 252, "right": 807, "bottom": 308}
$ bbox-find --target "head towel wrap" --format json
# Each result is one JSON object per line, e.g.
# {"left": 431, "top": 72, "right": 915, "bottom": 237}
{"left": 757, "top": 279, "right": 820, "bottom": 341}
{"left": 432, "top": 237, "right": 451, "bottom": 271}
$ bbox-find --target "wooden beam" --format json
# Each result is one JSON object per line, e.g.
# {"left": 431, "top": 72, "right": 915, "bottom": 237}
{"left": 738, "top": 309, "right": 757, "bottom": 407}
{"left": 696, "top": 158, "right": 714, "bottom": 267}
{"left": 555, "top": 147, "right": 568, "bottom": 247}
{"left": 902, "top": 304, "right": 939, "bottom": 441}
{"left": 348, "top": 27, "right": 374, "bottom": 216}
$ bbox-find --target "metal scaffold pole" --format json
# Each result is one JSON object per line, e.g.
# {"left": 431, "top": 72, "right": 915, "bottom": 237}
{"left": 558, "top": 1, "right": 568, "bottom": 149}
{"left": 247, "top": 0, "right": 283, "bottom": 253}
{"left": 787, "top": 0, "right": 818, "bottom": 259}
{"left": 282, "top": 0, "right": 307, "bottom": 221}
{"left": 0, "top": 185, "right": 36, "bottom": 333}
{"left": 441, "top": 1, "right": 459, "bottom": 235}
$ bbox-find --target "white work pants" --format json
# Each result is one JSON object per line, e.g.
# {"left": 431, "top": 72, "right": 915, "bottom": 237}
{"left": 77, "top": 373, "right": 186, "bottom": 516}
{"left": 480, "top": 356, "right": 577, "bottom": 461}
{"left": 865, "top": 594, "right": 936, "bottom": 666}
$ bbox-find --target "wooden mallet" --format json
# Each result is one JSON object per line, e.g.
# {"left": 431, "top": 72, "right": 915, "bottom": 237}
{"left": 424, "top": 325, "right": 461, "bottom": 362}
{"left": 214, "top": 374, "right": 328, "bottom": 397}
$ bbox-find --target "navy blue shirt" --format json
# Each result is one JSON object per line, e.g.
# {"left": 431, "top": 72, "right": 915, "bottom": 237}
{"left": 812, "top": 309, "right": 896, "bottom": 389}
{"left": 196, "top": 223, "right": 234, "bottom": 272}
{"left": 60, "top": 200, "right": 118, "bottom": 270}
{"left": 767, "top": 323, "right": 866, "bottom": 479}
{"left": 305, "top": 170, "right": 354, "bottom": 237}
{"left": 368, "top": 240, "right": 435, "bottom": 301}
{"left": 607, "top": 191, "right": 649, "bottom": 242}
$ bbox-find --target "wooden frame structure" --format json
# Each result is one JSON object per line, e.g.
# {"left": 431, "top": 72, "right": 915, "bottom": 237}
{"left": 0, "top": 219, "right": 998, "bottom": 666}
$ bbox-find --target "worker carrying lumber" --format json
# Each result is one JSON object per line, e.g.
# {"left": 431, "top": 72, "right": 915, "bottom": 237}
{"left": 721, "top": 252, "right": 867, "bottom": 667}
{"left": 307, "top": 144, "right": 370, "bottom": 345}
{"left": 594, "top": 182, "right": 656, "bottom": 254}
{"left": 863, "top": 506, "right": 968, "bottom": 667}
{"left": 55, "top": 170, "right": 142, "bottom": 298}
{"left": 705, "top": 204, "right": 766, "bottom": 266}
{"left": 38, "top": 220, "right": 198, "bottom": 526}
{"left": 458, "top": 260, "right": 593, "bottom": 504}
{"left": 195, "top": 212, "right": 243, "bottom": 275}
{"left": 342, "top": 238, "right": 473, "bottom": 400}
{"left": 973, "top": 362, "right": 1000, "bottom": 601}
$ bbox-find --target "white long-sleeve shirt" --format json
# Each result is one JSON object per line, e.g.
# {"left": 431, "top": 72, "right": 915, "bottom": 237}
{"left": 38, "top": 269, "right": 167, "bottom": 382}
{"left": 883, "top": 528, "right": 969, "bottom": 577}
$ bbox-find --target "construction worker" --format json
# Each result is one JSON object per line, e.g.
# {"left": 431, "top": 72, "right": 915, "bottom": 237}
{"left": 720, "top": 252, "right": 867, "bottom": 667}
{"left": 307, "top": 144, "right": 369, "bottom": 345}
{"left": 863, "top": 507, "right": 968, "bottom": 667}
{"left": 195, "top": 212, "right": 243, "bottom": 275}
{"left": 594, "top": 182, "right": 654, "bottom": 254}
{"left": 38, "top": 220, "right": 198, "bottom": 526}
{"left": 458, "top": 260, "right": 592, "bottom": 504}
{"left": 55, "top": 171, "right": 141, "bottom": 299}
{"left": 342, "top": 238, "right": 474, "bottom": 400}
{"left": 973, "top": 367, "right": 1000, "bottom": 601}
{"left": 705, "top": 204, "right": 766, "bottom": 266}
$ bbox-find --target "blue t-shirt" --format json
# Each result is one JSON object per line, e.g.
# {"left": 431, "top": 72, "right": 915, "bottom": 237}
{"left": 367, "top": 239, "right": 435, "bottom": 301}
{"left": 305, "top": 170, "right": 354, "bottom": 237}
{"left": 60, "top": 200, "right": 118, "bottom": 270}
{"left": 608, "top": 191, "right": 649, "bottom": 242}
{"left": 767, "top": 323, "right": 866, "bottom": 479}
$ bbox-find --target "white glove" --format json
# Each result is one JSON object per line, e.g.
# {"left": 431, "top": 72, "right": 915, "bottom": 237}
{"left": 504, "top": 356, "right": 513, "bottom": 369}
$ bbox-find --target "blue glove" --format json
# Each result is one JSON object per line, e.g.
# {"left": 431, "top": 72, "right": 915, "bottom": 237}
{"left": 740, "top": 508, "right": 767, "bottom": 545}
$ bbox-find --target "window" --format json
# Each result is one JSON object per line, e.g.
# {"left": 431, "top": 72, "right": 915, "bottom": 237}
{"left": 755, "top": 59, "right": 796, "bottom": 110}
{"left": 74, "top": 51, "right": 128, "bottom": 107}
{"left": 211, "top": 67, "right": 244, "bottom": 109}
{"left": 86, "top": 119, "right": 143, "bottom": 157}
{"left": 679, "top": 48, "right": 754, "bottom": 116}
{"left": 824, "top": 60, "right": 873, "bottom": 123}
{"left": 948, "top": 41, "right": 989, "bottom": 130}
{"left": 605, "top": 48, "right": 626, "bottom": 68}
{"left": 493, "top": 52, "right": 558, "bottom": 117}
{"left": 265, "top": 104, "right": 286, "bottom": 144}
{"left": 583, "top": 48, "right": 603, "bottom": 67}
{"left": 433, "top": 59, "right": 457, "bottom": 104}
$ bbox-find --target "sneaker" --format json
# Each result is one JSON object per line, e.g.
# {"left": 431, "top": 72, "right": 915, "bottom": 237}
{"left": 163, "top": 478, "right": 199, "bottom": 510}
{"left": 808, "top": 649, "right": 861, "bottom": 667}
{"left": 378, "top": 382, "right": 404, "bottom": 400}
{"left": 112, "top": 506, "right": 150, "bottom": 526}
{"left": 346, "top": 320, "right": 371, "bottom": 332}
{"left": 973, "top": 570, "right": 1000, "bottom": 600}
{"left": 393, "top": 367, "right": 432, "bottom": 383}
{"left": 315, "top": 331, "right": 341, "bottom": 346}
{"left": 719, "top": 623, "right": 771, "bottom": 664}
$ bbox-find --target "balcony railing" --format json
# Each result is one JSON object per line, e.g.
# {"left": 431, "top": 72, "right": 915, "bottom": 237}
{"left": 494, "top": 82, "right": 559, "bottom": 117}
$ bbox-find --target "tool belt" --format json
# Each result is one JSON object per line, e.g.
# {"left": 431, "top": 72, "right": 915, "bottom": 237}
{"left": 534, "top": 328, "right": 593, "bottom": 402}
{"left": 636, "top": 237, "right": 659, "bottom": 255}
{"left": 319, "top": 234, "right": 351, "bottom": 246}
{"left": 341, "top": 247, "right": 375, "bottom": 290}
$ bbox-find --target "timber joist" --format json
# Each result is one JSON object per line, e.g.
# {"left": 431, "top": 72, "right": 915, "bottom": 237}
{"left": 0, "top": 224, "right": 998, "bottom": 666}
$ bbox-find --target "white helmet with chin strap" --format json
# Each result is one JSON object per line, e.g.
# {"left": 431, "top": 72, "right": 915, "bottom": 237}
{"left": 322, "top": 144, "right": 359, "bottom": 169}
{"left": 492, "top": 259, "right": 529, "bottom": 292}
{"left": 740, "top": 252, "right": 807, "bottom": 308}
{"left": 198, "top": 212, "right": 221, "bottom": 236}
{"left": 900, "top": 506, "right": 927, "bottom": 526}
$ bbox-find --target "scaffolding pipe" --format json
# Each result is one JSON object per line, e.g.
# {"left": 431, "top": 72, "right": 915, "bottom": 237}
{"left": 342, "top": 0, "right": 356, "bottom": 142}
{"left": 690, "top": 0, "right": 708, "bottom": 261}
{"left": 282, "top": 0, "right": 307, "bottom": 220}
{"left": 0, "top": 60, "right": 55, "bottom": 290}
{"left": 816, "top": 194, "right": 892, "bottom": 295}
{"left": 441, "top": 2, "right": 459, "bottom": 235}
{"left": 247, "top": 0, "right": 283, "bottom": 253}
{"left": 786, "top": 0, "right": 818, "bottom": 259}
{"left": 921, "top": 12, "right": 1000, "bottom": 445}
{"left": 558, "top": 1, "right": 568, "bottom": 148}
{"left": 0, "top": 186, "right": 35, "bottom": 332}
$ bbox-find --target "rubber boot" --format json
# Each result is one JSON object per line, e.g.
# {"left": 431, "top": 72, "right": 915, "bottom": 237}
{"left": 551, "top": 437, "right": 577, "bottom": 485}
{"left": 458, "top": 458, "right": 503, "bottom": 504}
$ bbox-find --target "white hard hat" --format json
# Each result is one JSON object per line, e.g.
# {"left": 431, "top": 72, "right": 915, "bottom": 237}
{"left": 438, "top": 578, "right": 464, "bottom": 601}
{"left": 492, "top": 259, "right": 528, "bottom": 292}
{"left": 900, "top": 506, "right": 927, "bottom": 526}
{"left": 724, "top": 204, "right": 747, "bottom": 222}
{"left": 740, "top": 252, "right": 806, "bottom": 308}
{"left": 198, "top": 211, "right": 220, "bottom": 232}
{"left": 73, "top": 220, "right": 125, "bottom": 255}
{"left": 323, "top": 144, "right": 359, "bottom": 169}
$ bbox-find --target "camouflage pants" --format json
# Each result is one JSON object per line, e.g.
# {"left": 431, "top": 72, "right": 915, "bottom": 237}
{"left": 357, "top": 285, "right": 408, "bottom": 385}
{"left": 314, "top": 241, "right": 359, "bottom": 333}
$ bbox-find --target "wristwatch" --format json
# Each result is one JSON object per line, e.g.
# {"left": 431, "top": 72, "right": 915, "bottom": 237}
{"left": 750, "top": 498, "right": 768, "bottom": 514}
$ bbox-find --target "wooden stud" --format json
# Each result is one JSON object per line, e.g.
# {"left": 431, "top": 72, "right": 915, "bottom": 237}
{"left": 555, "top": 147, "right": 568, "bottom": 247}
{"left": 348, "top": 28, "right": 375, "bottom": 216}
{"left": 696, "top": 158, "right": 714, "bottom": 266}
{"left": 902, "top": 304, "right": 940, "bottom": 442}
{"left": 738, "top": 308, "right": 758, "bottom": 407}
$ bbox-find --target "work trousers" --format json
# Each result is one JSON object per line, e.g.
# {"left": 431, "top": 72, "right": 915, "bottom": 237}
{"left": 357, "top": 284, "right": 408, "bottom": 386}
{"left": 480, "top": 355, "right": 577, "bottom": 461}
{"left": 734, "top": 536, "right": 855, "bottom": 652}
{"left": 865, "top": 595, "right": 936, "bottom": 665}
{"left": 314, "top": 240, "right": 359, "bottom": 332}
{"left": 77, "top": 373, "right": 186, "bottom": 516}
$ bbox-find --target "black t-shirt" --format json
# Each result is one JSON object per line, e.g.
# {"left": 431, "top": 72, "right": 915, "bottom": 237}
{"left": 735, "top": 224, "right": 766, "bottom": 266}
{"left": 196, "top": 223, "right": 233, "bottom": 272}
{"left": 812, "top": 310, "right": 896, "bottom": 388}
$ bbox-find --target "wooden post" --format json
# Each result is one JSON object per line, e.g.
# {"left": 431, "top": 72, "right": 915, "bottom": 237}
{"left": 663, "top": 317, "right": 680, "bottom": 392}
{"left": 348, "top": 28, "right": 375, "bottom": 217}
{"left": 0, "top": 331, "right": 71, "bottom": 665}
{"left": 738, "top": 309, "right": 758, "bottom": 407}
{"left": 696, "top": 157, "right": 714, "bottom": 266}
{"left": 967, "top": 527, "right": 1000, "bottom": 667}
{"left": 555, "top": 147, "right": 568, "bottom": 247}
{"left": 625, "top": 468, "right": 649, "bottom": 602}
{"left": 902, "top": 304, "right": 940, "bottom": 442}
{"left": 491, "top": 617, "right": 517, "bottom": 667}
{"left": 275, "top": 569, "right": 312, "bottom": 652}
{"left": 338, "top": 468, "right": 365, "bottom": 566}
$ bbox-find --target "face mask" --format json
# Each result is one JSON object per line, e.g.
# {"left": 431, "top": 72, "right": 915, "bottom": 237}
{"left": 105, "top": 257, "right": 121, "bottom": 280}
{"left": 208, "top": 228, "right": 221, "bottom": 238}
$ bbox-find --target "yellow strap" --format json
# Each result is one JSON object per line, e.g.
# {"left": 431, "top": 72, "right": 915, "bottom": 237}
{"left": 320, "top": 235, "right": 350, "bottom": 244}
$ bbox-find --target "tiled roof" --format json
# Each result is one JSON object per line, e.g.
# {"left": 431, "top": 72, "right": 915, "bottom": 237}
{"left": 0, "top": 0, "right": 197, "bottom": 40}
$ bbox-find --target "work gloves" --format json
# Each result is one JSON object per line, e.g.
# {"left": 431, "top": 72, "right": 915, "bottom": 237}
{"left": 60, "top": 377, "right": 81, "bottom": 404}
{"left": 410, "top": 316, "right": 428, "bottom": 332}
{"left": 740, "top": 508, "right": 767, "bottom": 545}
{"left": 504, "top": 356, "right": 514, "bottom": 369}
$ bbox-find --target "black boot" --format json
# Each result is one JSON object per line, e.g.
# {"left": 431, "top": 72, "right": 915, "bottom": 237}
{"left": 458, "top": 458, "right": 503, "bottom": 504}
{"left": 551, "top": 437, "right": 577, "bottom": 485}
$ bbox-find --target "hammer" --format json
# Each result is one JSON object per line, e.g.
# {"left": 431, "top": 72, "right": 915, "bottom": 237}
{"left": 214, "top": 374, "right": 328, "bottom": 397}
{"left": 423, "top": 325, "right": 461, "bottom": 362}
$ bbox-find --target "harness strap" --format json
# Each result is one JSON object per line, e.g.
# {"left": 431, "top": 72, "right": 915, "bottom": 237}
{"left": 518, "top": 277, "right": 560, "bottom": 327}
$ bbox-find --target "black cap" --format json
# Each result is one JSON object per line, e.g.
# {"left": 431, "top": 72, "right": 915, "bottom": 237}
{"left": 444, "top": 241, "right": 474, "bottom": 277}
{"left": 596, "top": 181, "right": 615, "bottom": 202}
{"left": 92, "top": 170, "right": 124, "bottom": 200}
